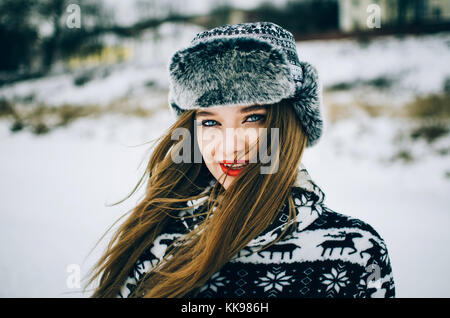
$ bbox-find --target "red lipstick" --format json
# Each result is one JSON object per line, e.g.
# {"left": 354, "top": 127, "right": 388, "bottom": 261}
{"left": 220, "top": 160, "right": 249, "bottom": 176}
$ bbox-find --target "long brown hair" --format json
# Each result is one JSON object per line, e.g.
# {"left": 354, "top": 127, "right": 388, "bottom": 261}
{"left": 85, "top": 99, "right": 308, "bottom": 297}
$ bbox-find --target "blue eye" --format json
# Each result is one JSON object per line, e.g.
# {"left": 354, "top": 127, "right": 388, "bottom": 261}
{"left": 201, "top": 120, "right": 218, "bottom": 127}
{"left": 245, "top": 114, "right": 266, "bottom": 123}
{"left": 199, "top": 114, "right": 266, "bottom": 127}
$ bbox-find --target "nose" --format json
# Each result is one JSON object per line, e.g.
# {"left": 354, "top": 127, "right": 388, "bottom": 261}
{"left": 221, "top": 128, "right": 248, "bottom": 161}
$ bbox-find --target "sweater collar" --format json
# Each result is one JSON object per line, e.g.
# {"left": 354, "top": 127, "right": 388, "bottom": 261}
{"left": 293, "top": 163, "right": 325, "bottom": 205}
{"left": 246, "top": 163, "right": 325, "bottom": 247}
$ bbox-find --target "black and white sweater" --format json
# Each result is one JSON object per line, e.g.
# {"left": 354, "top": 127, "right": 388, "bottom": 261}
{"left": 118, "top": 164, "right": 396, "bottom": 298}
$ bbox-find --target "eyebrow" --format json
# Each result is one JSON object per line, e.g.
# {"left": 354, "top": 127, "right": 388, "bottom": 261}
{"left": 195, "top": 105, "right": 267, "bottom": 117}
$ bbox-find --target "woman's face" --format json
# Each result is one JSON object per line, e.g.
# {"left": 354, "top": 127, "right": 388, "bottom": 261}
{"left": 195, "top": 105, "right": 267, "bottom": 190}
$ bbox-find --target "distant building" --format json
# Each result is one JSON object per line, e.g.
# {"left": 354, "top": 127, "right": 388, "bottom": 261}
{"left": 338, "top": 0, "right": 450, "bottom": 32}
{"left": 427, "top": 0, "right": 450, "bottom": 21}
{"left": 229, "top": 8, "right": 247, "bottom": 25}
{"left": 189, "top": 7, "right": 248, "bottom": 28}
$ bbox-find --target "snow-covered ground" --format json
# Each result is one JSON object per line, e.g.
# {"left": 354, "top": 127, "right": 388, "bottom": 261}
{"left": 0, "top": 24, "right": 449, "bottom": 297}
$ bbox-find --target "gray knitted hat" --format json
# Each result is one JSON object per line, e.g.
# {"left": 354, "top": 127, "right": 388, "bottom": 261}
{"left": 167, "top": 22, "right": 323, "bottom": 147}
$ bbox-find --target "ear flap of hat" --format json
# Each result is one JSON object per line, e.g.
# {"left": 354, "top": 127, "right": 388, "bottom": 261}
{"left": 290, "top": 61, "right": 323, "bottom": 147}
{"left": 168, "top": 37, "right": 296, "bottom": 110}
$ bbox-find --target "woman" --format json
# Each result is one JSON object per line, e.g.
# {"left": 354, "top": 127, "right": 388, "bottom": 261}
{"left": 86, "top": 22, "right": 395, "bottom": 298}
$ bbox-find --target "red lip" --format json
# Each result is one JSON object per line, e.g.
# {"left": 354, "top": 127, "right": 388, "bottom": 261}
{"left": 219, "top": 161, "right": 249, "bottom": 176}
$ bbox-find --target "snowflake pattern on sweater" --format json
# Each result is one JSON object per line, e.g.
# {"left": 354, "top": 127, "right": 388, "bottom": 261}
{"left": 117, "top": 164, "right": 395, "bottom": 298}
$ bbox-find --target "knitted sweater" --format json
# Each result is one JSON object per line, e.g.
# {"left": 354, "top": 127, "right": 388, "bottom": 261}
{"left": 117, "top": 165, "right": 396, "bottom": 298}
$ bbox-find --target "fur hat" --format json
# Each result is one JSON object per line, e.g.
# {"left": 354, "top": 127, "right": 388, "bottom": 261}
{"left": 167, "top": 22, "right": 323, "bottom": 147}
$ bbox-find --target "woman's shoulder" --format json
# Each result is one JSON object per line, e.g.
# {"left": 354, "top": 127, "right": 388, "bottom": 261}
{"left": 308, "top": 205, "right": 387, "bottom": 241}
{"left": 296, "top": 204, "right": 395, "bottom": 279}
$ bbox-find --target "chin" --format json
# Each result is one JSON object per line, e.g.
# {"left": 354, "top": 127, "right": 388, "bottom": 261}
{"left": 220, "top": 178, "right": 234, "bottom": 191}
{"left": 217, "top": 172, "right": 235, "bottom": 191}
{"left": 211, "top": 164, "right": 236, "bottom": 191}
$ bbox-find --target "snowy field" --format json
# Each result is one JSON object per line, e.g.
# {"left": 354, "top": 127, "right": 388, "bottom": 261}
{"left": 0, "top": 24, "right": 449, "bottom": 298}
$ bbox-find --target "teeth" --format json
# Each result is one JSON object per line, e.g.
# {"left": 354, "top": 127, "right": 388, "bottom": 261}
{"left": 223, "top": 163, "right": 248, "bottom": 169}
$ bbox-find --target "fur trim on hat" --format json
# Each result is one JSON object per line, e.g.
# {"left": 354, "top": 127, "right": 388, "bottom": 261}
{"left": 168, "top": 36, "right": 296, "bottom": 110}
{"left": 169, "top": 58, "right": 323, "bottom": 147}
{"left": 290, "top": 61, "right": 323, "bottom": 147}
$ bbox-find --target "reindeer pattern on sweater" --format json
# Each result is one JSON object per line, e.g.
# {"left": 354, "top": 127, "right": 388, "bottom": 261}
{"left": 118, "top": 165, "right": 396, "bottom": 298}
